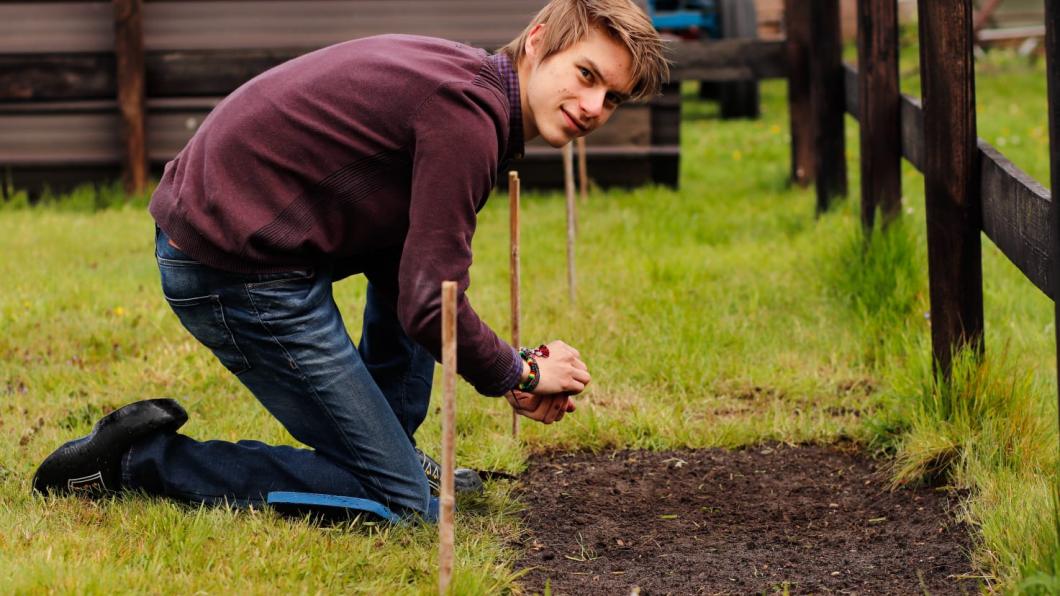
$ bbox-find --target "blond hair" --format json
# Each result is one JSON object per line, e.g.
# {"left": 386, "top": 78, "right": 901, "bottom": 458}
{"left": 501, "top": 0, "right": 669, "bottom": 100}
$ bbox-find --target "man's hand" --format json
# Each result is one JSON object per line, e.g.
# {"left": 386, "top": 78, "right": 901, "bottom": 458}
{"left": 506, "top": 390, "right": 576, "bottom": 425}
{"left": 525, "top": 340, "right": 591, "bottom": 396}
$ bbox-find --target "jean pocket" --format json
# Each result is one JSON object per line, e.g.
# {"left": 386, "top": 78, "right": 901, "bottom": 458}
{"left": 245, "top": 269, "right": 315, "bottom": 288}
{"left": 245, "top": 270, "right": 327, "bottom": 323}
{"left": 166, "top": 294, "right": 251, "bottom": 375}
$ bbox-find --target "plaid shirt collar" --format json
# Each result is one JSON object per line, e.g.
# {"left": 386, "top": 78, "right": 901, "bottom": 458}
{"left": 488, "top": 52, "right": 524, "bottom": 161}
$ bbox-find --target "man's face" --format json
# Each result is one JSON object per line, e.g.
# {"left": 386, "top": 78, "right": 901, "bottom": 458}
{"left": 520, "top": 24, "right": 635, "bottom": 147}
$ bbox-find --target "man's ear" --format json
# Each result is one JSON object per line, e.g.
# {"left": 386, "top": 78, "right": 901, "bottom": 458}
{"left": 524, "top": 23, "right": 545, "bottom": 61}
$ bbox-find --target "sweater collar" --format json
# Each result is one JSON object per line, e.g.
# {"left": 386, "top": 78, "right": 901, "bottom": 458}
{"left": 488, "top": 52, "right": 524, "bottom": 161}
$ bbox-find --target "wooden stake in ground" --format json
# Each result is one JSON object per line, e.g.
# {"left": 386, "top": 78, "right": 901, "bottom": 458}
{"left": 508, "top": 171, "right": 521, "bottom": 439}
{"left": 576, "top": 136, "right": 588, "bottom": 201}
{"left": 112, "top": 0, "right": 148, "bottom": 196}
{"left": 438, "top": 280, "right": 457, "bottom": 595}
{"left": 562, "top": 142, "right": 577, "bottom": 304}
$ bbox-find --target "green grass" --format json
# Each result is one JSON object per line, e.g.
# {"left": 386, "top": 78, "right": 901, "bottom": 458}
{"left": 1, "top": 45, "right": 1057, "bottom": 592}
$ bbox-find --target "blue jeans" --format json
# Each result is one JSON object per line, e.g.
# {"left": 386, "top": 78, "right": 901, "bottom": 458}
{"left": 123, "top": 227, "right": 435, "bottom": 516}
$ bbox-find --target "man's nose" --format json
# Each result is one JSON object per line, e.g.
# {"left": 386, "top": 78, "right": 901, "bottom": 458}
{"left": 579, "top": 88, "right": 606, "bottom": 120}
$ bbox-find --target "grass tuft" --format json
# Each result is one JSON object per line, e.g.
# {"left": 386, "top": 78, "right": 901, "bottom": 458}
{"left": 1015, "top": 473, "right": 1060, "bottom": 594}
{"left": 823, "top": 215, "right": 924, "bottom": 367}
{"left": 891, "top": 346, "right": 1052, "bottom": 487}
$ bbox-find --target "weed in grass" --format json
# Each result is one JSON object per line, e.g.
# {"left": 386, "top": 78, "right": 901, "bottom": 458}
{"left": 890, "top": 346, "right": 1053, "bottom": 486}
{"left": 822, "top": 215, "right": 924, "bottom": 368}
{"left": 1015, "top": 471, "right": 1060, "bottom": 594}
{"left": 965, "top": 462, "right": 1060, "bottom": 592}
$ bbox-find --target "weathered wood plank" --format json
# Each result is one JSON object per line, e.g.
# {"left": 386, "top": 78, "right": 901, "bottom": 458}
{"left": 0, "top": 54, "right": 115, "bottom": 101}
{"left": 979, "top": 141, "right": 1052, "bottom": 298}
{"left": 844, "top": 63, "right": 858, "bottom": 119}
{"left": 899, "top": 93, "right": 924, "bottom": 171}
{"left": 0, "top": 50, "right": 328, "bottom": 100}
{"left": 784, "top": 0, "right": 813, "bottom": 186}
{"left": 844, "top": 65, "right": 925, "bottom": 173}
{"left": 810, "top": 0, "right": 847, "bottom": 212}
{"left": 918, "top": 0, "right": 983, "bottom": 371}
{"left": 144, "top": 49, "right": 296, "bottom": 97}
{"left": 668, "top": 38, "right": 786, "bottom": 82}
{"left": 113, "top": 0, "right": 147, "bottom": 194}
{"left": 856, "top": 0, "right": 901, "bottom": 229}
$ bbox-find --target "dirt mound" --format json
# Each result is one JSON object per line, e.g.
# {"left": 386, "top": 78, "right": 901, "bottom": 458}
{"left": 514, "top": 444, "right": 976, "bottom": 595}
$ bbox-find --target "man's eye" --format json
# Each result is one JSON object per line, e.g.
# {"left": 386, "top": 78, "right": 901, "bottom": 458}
{"left": 579, "top": 67, "right": 592, "bottom": 80}
{"left": 606, "top": 93, "right": 622, "bottom": 106}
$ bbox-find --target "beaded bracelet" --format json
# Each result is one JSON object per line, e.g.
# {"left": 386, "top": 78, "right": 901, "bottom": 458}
{"left": 517, "top": 350, "right": 541, "bottom": 392}
{"left": 520, "top": 344, "right": 550, "bottom": 360}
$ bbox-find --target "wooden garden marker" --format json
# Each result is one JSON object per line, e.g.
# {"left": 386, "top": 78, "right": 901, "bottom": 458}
{"left": 1043, "top": 0, "right": 1060, "bottom": 435}
{"left": 508, "top": 171, "right": 521, "bottom": 439}
{"left": 112, "top": 0, "right": 147, "bottom": 196}
{"left": 856, "top": 0, "right": 902, "bottom": 230}
{"left": 918, "top": 0, "right": 984, "bottom": 374}
{"left": 563, "top": 142, "right": 577, "bottom": 304}
{"left": 439, "top": 281, "right": 457, "bottom": 595}
{"left": 576, "top": 136, "right": 588, "bottom": 201}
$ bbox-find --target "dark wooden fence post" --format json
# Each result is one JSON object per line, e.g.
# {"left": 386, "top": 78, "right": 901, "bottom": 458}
{"left": 918, "top": 0, "right": 984, "bottom": 374}
{"left": 113, "top": 0, "right": 147, "bottom": 195}
{"left": 1044, "top": 0, "right": 1060, "bottom": 433}
{"left": 809, "top": 0, "right": 847, "bottom": 213}
{"left": 783, "top": 0, "right": 814, "bottom": 187}
{"left": 857, "top": 0, "right": 901, "bottom": 230}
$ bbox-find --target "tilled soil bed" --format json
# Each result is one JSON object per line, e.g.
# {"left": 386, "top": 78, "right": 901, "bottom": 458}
{"left": 514, "top": 444, "right": 976, "bottom": 595}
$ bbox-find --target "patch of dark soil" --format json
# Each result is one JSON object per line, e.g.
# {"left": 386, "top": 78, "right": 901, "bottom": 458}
{"left": 514, "top": 444, "right": 976, "bottom": 595}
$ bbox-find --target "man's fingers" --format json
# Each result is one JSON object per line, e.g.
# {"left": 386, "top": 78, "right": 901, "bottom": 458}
{"left": 563, "top": 380, "right": 586, "bottom": 394}
{"left": 547, "top": 397, "right": 566, "bottom": 423}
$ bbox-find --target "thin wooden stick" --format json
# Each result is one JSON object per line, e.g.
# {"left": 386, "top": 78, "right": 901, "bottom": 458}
{"left": 439, "top": 280, "right": 457, "bottom": 595}
{"left": 508, "top": 171, "right": 521, "bottom": 439}
{"left": 112, "top": 0, "right": 148, "bottom": 195}
{"left": 563, "top": 142, "right": 577, "bottom": 304}
{"left": 576, "top": 136, "right": 588, "bottom": 202}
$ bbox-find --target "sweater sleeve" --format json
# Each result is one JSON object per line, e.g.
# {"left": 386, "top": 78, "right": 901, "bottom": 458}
{"left": 395, "top": 81, "right": 522, "bottom": 396}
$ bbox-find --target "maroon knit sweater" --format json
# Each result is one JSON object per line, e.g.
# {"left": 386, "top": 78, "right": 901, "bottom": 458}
{"left": 149, "top": 35, "right": 523, "bottom": 396}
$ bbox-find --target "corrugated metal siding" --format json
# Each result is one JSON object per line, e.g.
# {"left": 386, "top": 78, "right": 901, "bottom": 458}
{"left": 0, "top": 0, "right": 679, "bottom": 189}
{"left": 1, "top": 1, "right": 545, "bottom": 53}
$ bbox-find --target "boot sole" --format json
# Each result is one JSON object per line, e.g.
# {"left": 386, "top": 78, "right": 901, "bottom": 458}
{"left": 32, "top": 398, "right": 188, "bottom": 495}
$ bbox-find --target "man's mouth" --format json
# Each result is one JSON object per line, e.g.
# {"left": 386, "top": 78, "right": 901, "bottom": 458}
{"left": 561, "top": 109, "right": 587, "bottom": 134}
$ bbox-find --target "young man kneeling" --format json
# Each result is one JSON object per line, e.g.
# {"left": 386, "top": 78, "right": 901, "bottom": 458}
{"left": 33, "top": 0, "right": 668, "bottom": 520}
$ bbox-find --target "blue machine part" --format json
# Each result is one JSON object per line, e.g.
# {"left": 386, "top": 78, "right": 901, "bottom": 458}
{"left": 645, "top": 0, "right": 721, "bottom": 38}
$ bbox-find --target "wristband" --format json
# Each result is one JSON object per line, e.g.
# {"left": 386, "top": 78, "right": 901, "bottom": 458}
{"left": 517, "top": 350, "right": 540, "bottom": 392}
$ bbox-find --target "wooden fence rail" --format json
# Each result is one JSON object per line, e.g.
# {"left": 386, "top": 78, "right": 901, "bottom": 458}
{"left": 816, "top": 0, "right": 1057, "bottom": 424}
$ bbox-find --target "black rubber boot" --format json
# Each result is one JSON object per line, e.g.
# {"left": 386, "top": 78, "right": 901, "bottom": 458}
{"left": 32, "top": 398, "right": 188, "bottom": 497}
